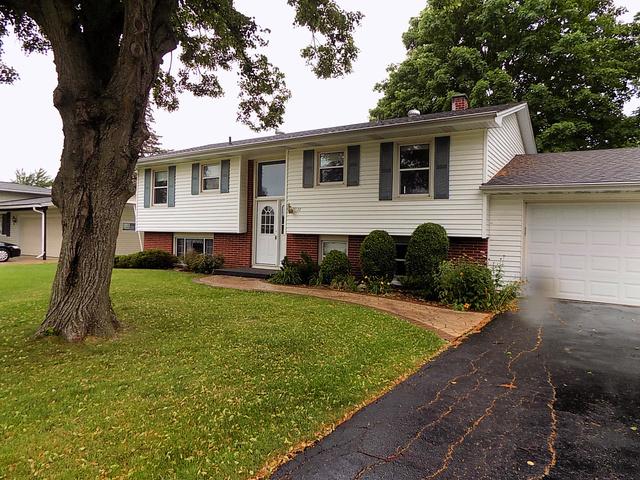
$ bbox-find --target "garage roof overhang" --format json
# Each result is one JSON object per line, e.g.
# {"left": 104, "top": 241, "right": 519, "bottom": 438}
{"left": 480, "top": 182, "right": 640, "bottom": 194}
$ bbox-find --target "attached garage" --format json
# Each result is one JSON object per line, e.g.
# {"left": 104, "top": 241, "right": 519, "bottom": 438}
{"left": 484, "top": 147, "right": 640, "bottom": 307}
{"left": 525, "top": 202, "right": 640, "bottom": 306}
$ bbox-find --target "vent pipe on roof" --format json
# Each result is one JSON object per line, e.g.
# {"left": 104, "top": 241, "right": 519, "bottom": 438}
{"left": 228, "top": 136, "right": 232, "bottom": 145}
{"left": 407, "top": 109, "right": 421, "bottom": 117}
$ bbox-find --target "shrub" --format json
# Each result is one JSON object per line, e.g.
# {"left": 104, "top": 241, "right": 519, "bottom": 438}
{"left": 113, "top": 249, "right": 178, "bottom": 269}
{"left": 330, "top": 274, "right": 358, "bottom": 292}
{"left": 270, "top": 257, "right": 303, "bottom": 285}
{"left": 359, "top": 230, "right": 396, "bottom": 281}
{"left": 436, "top": 258, "right": 521, "bottom": 312}
{"left": 405, "top": 223, "right": 449, "bottom": 296}
{"left": 183, "top": 252, "right": 224, "bottom": 274}
{"left": 269, "top": 254, "right": 319, "bottom": 285}
{"left": 298, "top": 252, "right": 320, "bottom": 285}
{"left": 318, "top": 250, "right": 350, "bottom": 284}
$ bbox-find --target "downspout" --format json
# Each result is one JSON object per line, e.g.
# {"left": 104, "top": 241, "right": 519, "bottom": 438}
{"left": 32, "top": 206, "right": 47, "bottom": 260}
{"left": 133, "top": 202, "right": 143, "bottom": 251}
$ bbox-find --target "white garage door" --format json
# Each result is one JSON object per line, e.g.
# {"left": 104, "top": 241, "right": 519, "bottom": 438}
{"left": 526, "top": 203, "right": 640, "bottom": 306}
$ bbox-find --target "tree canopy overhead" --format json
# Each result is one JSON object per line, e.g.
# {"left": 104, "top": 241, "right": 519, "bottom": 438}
{"left": 370, "top": 0, "right": 640, "bottom": 152}
{"left": 0, "top": 0, "right": 362, "bottom": 342}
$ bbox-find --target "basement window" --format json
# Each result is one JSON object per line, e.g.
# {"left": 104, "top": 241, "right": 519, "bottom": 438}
{"left": 175, "top": 237, "right": 214, "bottom": 258}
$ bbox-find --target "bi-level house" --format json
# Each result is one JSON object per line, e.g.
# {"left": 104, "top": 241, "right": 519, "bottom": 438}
{"left": 137, "top": 95, "right": 640, "bottom": 306}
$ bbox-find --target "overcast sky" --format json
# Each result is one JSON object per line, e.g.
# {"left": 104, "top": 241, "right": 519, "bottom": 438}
{"left": 1, "top": 0, "right": 638, "bottom": 181}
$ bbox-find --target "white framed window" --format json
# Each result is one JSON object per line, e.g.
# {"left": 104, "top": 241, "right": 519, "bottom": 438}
{"left": 320, "top": 236, "right": 348, "bottom": 260}
{"left": 202, "top": 163, "right": 221, "bottom": 191}
{"left": 398, "top": 144, "right": 430, "bottom": 195}
{"left": 153, "top": 170, "right": 168, "bottom": 204}
{"left": 318, "top": 151, "right": 345, "bottom": 184}
{"left": 122, "top": 222, "right": 135, "bottom": 231}
{"left": 175, "top": 237, "right": 214, "bottom": 258}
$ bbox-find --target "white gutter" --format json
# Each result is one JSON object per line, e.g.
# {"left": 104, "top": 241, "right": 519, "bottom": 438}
{"left": 32, "top": 206, "right": 46, "bottom": 260}
{"left": 132, "top": 202, "right": 143, "bottom": 252}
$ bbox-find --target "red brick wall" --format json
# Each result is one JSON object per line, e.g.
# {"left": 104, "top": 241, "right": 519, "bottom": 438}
{"left": 143, "top": 232, "right": 173, "bottom": 253}
{"left": 448, "top": 237, "right": 488, "bottom": 263}
{"left": 347, "top": 235, "right": 364, "bottom": 275}
{"left": 214, "top": 160, "right": 254, "bottom": 268}
{"left": 286, "top": 234, "right": 319, "bottom": 263}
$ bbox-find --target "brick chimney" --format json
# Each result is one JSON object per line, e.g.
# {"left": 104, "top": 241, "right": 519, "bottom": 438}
{"left": 451, "top": 94, "right": 469, "bottom": 111}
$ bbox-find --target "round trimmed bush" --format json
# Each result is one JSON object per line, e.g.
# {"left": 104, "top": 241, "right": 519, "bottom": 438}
{"left": 359, "top": 230, "right": 396, "bottom": 281}
{"left": 318, "top": 250, "right": 351, "bottom": 284}
{"left": 405, "top": 223, "right": 449, "bottom": 289}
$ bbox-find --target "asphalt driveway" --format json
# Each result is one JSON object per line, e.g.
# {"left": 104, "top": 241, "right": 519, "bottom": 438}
{"left": 272, "top": 299, "right": 640, "bottom": 479}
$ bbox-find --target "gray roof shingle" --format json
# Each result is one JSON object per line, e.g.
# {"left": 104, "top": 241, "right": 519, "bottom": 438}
{"left": 0, "top": 196, "right": 53, "bottom": 208}
{"left": 140, "top": 103, "right": 522, "bottom": 163}
{"left": 0, "top": 182, "right": 51, "bottom": 195}
{"left": 483, "top": 147, "right": 640, "bottom": 188}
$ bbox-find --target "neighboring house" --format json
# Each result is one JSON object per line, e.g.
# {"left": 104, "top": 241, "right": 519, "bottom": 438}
{"left": 0, "top": 182, "right": 142, "bottom": 258}
{"left": 136, "top": 95, "right": 640, "bottom": 306}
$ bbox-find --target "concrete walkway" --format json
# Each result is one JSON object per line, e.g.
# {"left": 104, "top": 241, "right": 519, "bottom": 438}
{"left": 197, "top": 275, "right": 490, "bottom": 340}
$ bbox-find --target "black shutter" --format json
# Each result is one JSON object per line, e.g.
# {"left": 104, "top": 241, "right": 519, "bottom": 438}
{"left": 143, "top": 168, "right": 152, "bottom": 208}
{"left": 379, "top": 142, "right": 394, "bottom": 200}
{"left": 434, "top": 136, "right": 451, "bottom": 199}
{"left": 191, "top": 163, "right": 200, "bottom": 195}
{"left": 347, "top": 145, "right": 360, "bottom": 186}
{"left": 167, "top": 165, "right": 176, "bottom": 207}
{"left": 303, "top": 150, "right": 315, "bottom": 188}
{"left": 220, "top": 159, "right": 230, "bottom": 193}
{"left": 2, "top": 213, "right": 10, "bottom": 237}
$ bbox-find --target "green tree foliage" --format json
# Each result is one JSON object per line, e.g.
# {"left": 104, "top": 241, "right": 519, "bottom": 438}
{"left": 0, "top": 1, "right": 362, "bottom": 341}
{"left": 371, "top": 0, "right": 640, "bottom": 152}
{"left": 12, "top": 168, "right": 53, "bottom": 187}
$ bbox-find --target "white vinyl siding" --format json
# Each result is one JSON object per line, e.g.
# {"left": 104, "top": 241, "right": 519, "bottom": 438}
{"left": 136, "top": 157, "right": 245, "bottom": 233}
{"left": 486, "top": 113, "right": 525, "bottom": 181}
{"left": 488, "top": 195, "right": 525, "bottom": 281}
{"left": 286, "top": 130, "right": 486, "bottom": 237}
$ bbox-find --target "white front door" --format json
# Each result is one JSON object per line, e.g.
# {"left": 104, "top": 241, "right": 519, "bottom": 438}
{"left": 525, "top": 202, "right": 640, "bottom": 306}
{"left": 255, "top": 200, "right": 279, "bottom": 266}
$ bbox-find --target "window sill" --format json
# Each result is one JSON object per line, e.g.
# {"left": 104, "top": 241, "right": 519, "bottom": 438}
{"left": 392, "top": 194, "right": 433, "bottom": 201}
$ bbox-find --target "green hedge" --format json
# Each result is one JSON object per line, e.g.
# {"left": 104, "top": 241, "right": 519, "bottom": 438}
{"left": 405, "top": 223, "right": 449, "bottom": 296}
{"left": 318, "top": 250, "right": 351, "bottom": 284}
{"left": 114, "top": 249, "right": 178, "bottom": 269}
{"left": 359, "top": 230, "right": 396, "bottom": 281}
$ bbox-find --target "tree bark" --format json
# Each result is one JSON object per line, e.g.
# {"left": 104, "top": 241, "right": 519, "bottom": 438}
{"left": 32, "top": 0, "right": 178, "bottom": 341}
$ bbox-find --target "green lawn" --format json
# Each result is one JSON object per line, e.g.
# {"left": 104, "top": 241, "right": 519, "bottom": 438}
{"left": 0, "top": 264, "right": 444, "bottom": 479}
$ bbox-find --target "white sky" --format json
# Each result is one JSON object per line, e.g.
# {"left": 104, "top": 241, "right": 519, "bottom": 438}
{"left": 1, "top": 0, "right": 638, "bottom": 181}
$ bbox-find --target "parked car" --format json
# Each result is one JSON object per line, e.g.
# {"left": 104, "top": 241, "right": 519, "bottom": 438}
{"left": 0, "top": 241, "right": 21, "bottom": 262}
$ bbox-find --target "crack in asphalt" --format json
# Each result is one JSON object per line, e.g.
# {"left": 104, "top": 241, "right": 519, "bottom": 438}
{"left": 350, "top": 349, "right": 491, "bottom": 479}
{"left": 422, "top": 326, "right": 544, "bottom": 480}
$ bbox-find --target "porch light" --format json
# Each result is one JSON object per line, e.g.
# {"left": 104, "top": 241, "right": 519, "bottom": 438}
{"left": 11, "top": 215, "right": 17, "bottom": 225}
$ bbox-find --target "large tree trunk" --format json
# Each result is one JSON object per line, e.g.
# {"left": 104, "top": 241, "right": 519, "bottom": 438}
{"left": 31, "top": 0, "right": 177, "bottom": 341}
{"left": 35, "top": 104, "right": 140, "bottom": 341}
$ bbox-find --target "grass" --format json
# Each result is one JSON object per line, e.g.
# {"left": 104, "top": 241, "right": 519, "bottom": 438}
{"left": 0, "top": 264, "right": 445, "bottom": 479}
